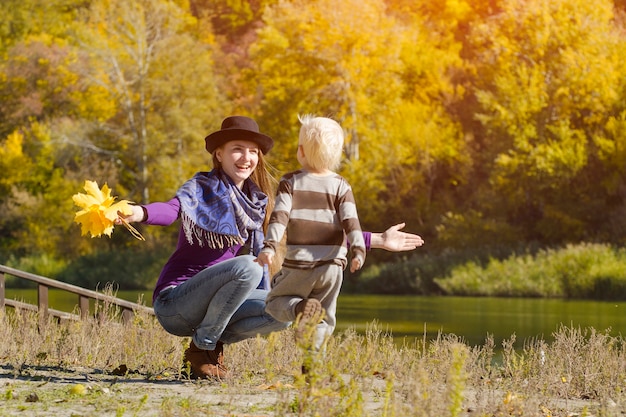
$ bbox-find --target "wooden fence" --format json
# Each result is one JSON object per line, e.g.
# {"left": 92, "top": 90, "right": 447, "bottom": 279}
{"left": 0, "top": 264, "right": 154, "bottom": 322}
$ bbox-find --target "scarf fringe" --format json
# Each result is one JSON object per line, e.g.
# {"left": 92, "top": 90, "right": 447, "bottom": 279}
{"left": 181, "top": 212, "right": 244, "bottom": 248}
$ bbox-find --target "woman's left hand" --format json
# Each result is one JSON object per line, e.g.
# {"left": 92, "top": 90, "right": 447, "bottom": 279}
{"left": 371, "top": 223, "right": 424, "bottom": 252}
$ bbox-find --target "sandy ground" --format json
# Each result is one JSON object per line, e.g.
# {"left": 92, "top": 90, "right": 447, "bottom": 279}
{"left": 1, "top": 367, "right": 285, "bottom": 416}
{"left": 0, "top": 364, "right": 603, "bottom": 417}
{"left": 0, "top": 365, "right": 394, "bottom": 416}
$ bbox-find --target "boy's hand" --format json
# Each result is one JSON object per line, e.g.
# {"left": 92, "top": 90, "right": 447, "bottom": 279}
{"left": 350, "top": 257, "right": 362, "bottom": 273}
{"left": 256, "top": 252, "right": 273, "bottom": 267}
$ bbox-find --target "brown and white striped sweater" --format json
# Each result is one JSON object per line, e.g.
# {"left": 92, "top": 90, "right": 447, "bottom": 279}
{"left": 261, "top": 170, "right": 366, "bottom": 270}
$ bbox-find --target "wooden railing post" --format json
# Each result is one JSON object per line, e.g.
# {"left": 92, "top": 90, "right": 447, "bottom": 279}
{"left": 79, "top": 295, "right": 90, "bottom": 319}
{"left": 38, "top": 284, "right": 49, "bottom": 318}
{"left": 122, "top": 308, "right": 133, "bottom": 324}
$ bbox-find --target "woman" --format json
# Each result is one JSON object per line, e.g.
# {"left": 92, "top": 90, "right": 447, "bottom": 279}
{"left": 118, "top": 116, "right": 424, "bottom": 380}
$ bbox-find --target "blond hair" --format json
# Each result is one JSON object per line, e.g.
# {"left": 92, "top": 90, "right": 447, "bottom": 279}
{"left": 298, "top": 114, "right": 344, "bottom": 171}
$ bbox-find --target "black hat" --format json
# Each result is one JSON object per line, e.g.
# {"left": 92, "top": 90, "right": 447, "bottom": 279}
{"left": 204, "top": 116, "right": 274, "bottom": 154}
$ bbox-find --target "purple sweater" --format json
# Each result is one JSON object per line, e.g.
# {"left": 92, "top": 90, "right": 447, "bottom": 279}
{"left": 144, "top": 197, "right": 372, "bottom": 302}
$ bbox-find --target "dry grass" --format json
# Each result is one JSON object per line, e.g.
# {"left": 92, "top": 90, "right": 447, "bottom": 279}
{"left": 1, "top": 299, "right": 625, "bottom": 416}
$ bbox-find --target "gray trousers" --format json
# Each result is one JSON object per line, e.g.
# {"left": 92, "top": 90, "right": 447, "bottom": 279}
{"left": 265, "top": 263, "right": 343, "bottom": 349}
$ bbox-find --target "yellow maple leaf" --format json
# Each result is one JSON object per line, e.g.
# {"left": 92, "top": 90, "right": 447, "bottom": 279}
{"left": 72, "top": 180, "right": 143, "bottom": 240}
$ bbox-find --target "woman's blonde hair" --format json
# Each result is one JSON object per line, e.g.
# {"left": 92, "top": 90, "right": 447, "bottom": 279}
{"left": 298, "top": 114, "right": 344, "bottom": 171}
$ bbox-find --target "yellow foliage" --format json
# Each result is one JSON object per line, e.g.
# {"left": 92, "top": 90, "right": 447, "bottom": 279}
{"left": 72, "top": 180, "right": 138, "bottom": 239}
{"left": 0, "top": 131, "right": 25, "bottom": 159}
{"left": 0, "top": 131, "right": 35, "bottom": 188}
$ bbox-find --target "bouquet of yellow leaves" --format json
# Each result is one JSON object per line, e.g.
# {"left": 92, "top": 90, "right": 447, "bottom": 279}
{"left": 72, "top": 180, "right": 145, "bottom": 240}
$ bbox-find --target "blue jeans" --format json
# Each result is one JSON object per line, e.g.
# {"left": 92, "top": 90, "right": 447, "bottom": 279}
{"left": 153, "top": 255, "right": 288, "bottom": 350}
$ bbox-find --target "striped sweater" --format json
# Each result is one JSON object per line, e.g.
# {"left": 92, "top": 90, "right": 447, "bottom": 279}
{"left": 262, "top": 169, "right": 366, "bottom": 269}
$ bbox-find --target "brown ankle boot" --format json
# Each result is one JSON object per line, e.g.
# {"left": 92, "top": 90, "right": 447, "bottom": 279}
{"left": 294, "top": 298, "right": 324, "bottom": 341}
{"left": 183, "top": 340, "right": 228, "bottom": 379}
{"left": 207, "top": 341, "right": 226, "bottom": 369}
{"left": 295, "top": 298, "right": 323, "bottom": 323}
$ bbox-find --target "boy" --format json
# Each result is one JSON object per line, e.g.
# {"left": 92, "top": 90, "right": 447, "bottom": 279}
{"left": 256, "top": 114, "right": 366, "bottom": 350}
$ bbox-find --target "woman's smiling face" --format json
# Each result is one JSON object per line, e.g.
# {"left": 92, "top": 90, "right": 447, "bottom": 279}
{"left": 214, "top": 140, "right": 260, "bottom": 188}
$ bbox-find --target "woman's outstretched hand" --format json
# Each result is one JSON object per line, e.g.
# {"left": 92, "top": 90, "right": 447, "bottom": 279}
{"left": 370, "top": 223, "right": 424, "bottom": 252}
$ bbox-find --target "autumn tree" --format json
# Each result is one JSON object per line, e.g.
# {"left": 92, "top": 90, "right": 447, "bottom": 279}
{"left": 76, "top": 0, "right": 225, "bottom": 205}
{"left": 245, "top": 0, "right": 468, "bottom": 243}
{"left": 459, "top": 0, "right": 624, "bottom": 244}
{"left": 379, "top": 2, "right": 470, "bottom": 235}
{"left": 0, "top": 1, "right": 118, "bottom": 263}
{"left": 0, "top": 0, "right": 227, "bottom": 266}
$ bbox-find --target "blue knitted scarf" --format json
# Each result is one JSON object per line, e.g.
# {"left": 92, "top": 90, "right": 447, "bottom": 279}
{"left": 176, "top": 170, "right": 267, "bottom": 255}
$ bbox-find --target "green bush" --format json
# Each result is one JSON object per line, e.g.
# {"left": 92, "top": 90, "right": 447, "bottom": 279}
{"left": 348, "top": 244, "right": 538, "bottom": 295}
{"left": 435, "top": 243, "right": 626, "bottom": 299}
{"left": 3, "top": 253, "right": 68, "bottom": 287}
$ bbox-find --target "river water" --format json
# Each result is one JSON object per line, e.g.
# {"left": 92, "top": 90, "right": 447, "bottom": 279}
{"left": 335, "top": 294, "right": 626, "bottom": 349}
{"left": 5, "top": 290, "right": 625, "bottom": 349}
